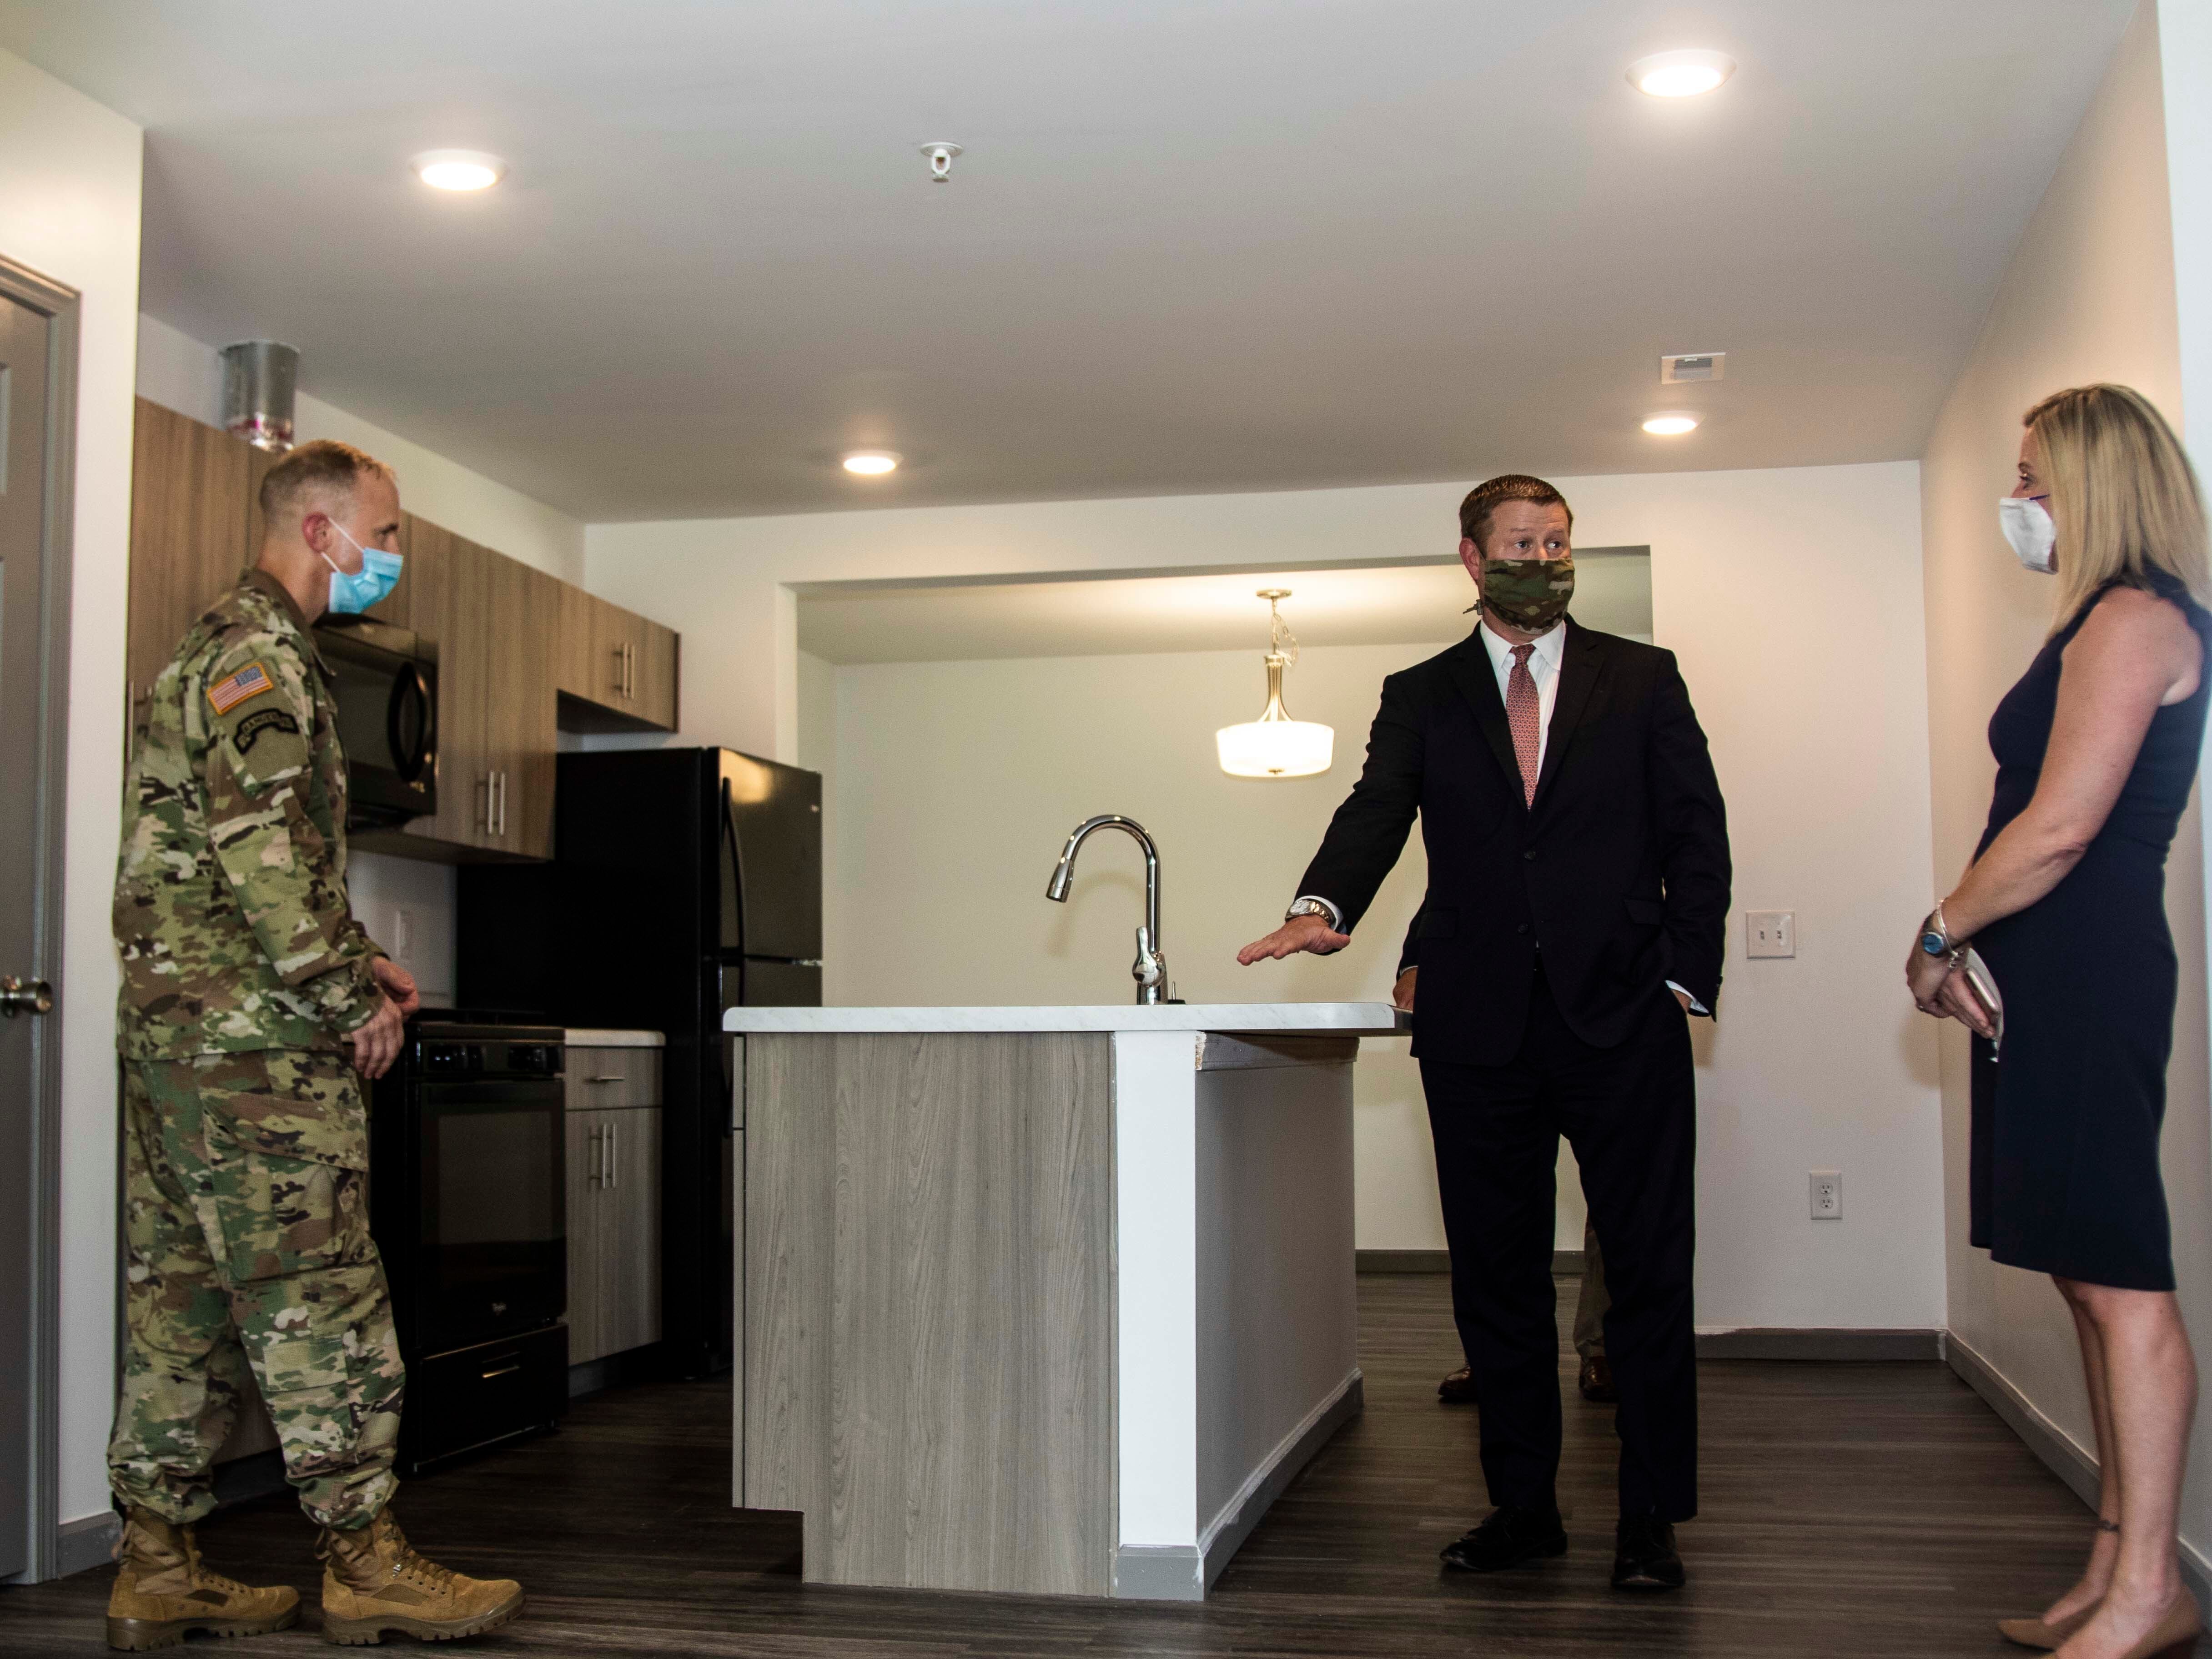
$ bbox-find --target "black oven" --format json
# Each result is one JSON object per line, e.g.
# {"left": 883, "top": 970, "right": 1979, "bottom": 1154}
{"left": 369, "top": 1018, "right": 567, "bottom": 1470}
{"left": 314, "top": 615, "right": 437, "bottom": 828}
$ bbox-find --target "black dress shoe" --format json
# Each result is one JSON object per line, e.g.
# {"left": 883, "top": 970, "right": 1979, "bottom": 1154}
{"left": 1578, "top": 1355, "right": 1618, "bottom": 1403}
{"left": 1611, "top": 1513, "right": 1684, "bottom": 1591}
{"left": 1438, "top": 1366, "right": 1478, "bottom": 1405}
{"left": 1439, "top": 1505, "right": 1568, "bottom": 1573}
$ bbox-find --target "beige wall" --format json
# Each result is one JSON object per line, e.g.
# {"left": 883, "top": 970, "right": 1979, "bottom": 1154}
{"left": 1919, "top": 0, "right": 2212, "bottom": 1556}
{"left": 0, "top": 44, "right": 143, "bottom": 1529}
{"left": 638, "top": 457, "right": 1944, "bottom": 1329}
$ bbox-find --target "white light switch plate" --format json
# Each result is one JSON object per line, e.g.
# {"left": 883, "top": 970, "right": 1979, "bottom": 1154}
{"left": 1746, "top": 910, "right": 1795, "bottom": 958}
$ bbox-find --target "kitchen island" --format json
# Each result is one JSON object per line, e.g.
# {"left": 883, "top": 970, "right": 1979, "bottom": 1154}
{"left": 722, "top": 1003, "right": 1408, "bottom": 1601}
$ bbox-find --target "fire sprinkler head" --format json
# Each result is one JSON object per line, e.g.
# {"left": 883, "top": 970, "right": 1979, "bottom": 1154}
{"left": 920, "top": 141, "right": 963, "bottom": 182}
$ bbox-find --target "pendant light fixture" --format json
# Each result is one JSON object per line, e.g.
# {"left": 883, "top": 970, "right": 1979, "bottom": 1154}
{"left": 1217, "top": 590, "right": 1334, "bottom": 778}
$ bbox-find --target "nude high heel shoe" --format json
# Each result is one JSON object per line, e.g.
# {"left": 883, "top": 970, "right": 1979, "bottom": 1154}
{"left": 2095, "top": 1590, "right": 2204, "bottom": 1659}
{"left": 1996, "top": 1604, "right": 2095, "bottom": 1650}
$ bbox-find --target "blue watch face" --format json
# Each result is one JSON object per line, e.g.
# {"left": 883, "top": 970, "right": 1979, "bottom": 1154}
{"left": 1921, "top": 931, "right": 1948, "bottom": 955}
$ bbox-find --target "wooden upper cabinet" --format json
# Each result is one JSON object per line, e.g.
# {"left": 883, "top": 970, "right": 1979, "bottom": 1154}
{"left": 397, "top": 516, "right": 489, "bottom": 854}
{"left": 555, "top": 582, "right": 600, "bottom": 703}
{"left": 492, "top": 555, "right": 559, "bottom": 860}
{"left": 126, "top": 398, "right": 253, "bottom": 707}
{"left": 556, "top": 588, "right": 679, "bottom": 733}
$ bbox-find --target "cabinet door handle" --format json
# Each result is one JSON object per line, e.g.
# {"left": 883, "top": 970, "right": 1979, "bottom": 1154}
{"left": 588, "top": 1125, "right": 603, "bottom": 1187}
{"left": 588, "top": 1074, "right": 624, "bottom": 1084}
{"left": 480, "top": 1361, "right": 522, "bottom": 1381}
{"left": 612, "top": 642, "right": 626, "bottom": 699}
{"left": 606, "top": 1119, "right": 618, "bottom": 1188}
{"left": 477, "top": 773, "right": 492, "bottom": 834}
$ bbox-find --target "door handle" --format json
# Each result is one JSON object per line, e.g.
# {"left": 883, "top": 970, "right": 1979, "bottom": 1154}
{"left": 479, "top": 1361, "right": 522, "bottom": 1381}
{"left": 589, "top": 1125, "right": 603, "bottom": 1187}
{"left": 606, "top": 1119, "right": 618, "bottom": 1189}
{"left": 0, "top": 977, "right": 54, "bottom": 1017}
{"left": 477, "top": 774, "right": 492, "bottom": 834}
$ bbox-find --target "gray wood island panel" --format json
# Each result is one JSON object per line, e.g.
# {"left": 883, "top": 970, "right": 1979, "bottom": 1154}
{"left": 744, "top": 1033, "right": 1114, "bottom": 1597}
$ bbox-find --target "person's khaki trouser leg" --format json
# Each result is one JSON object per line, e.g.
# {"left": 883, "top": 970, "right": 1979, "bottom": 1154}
{"left": 1573, "top": 1220, "right": 1610, "bottom": 1359}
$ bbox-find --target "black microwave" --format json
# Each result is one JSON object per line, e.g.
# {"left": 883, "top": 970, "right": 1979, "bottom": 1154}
{"left": 314, "top": 615, "right": 438, "bottom": 829}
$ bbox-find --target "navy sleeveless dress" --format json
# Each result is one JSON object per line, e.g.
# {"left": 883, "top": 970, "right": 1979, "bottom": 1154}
{"left": 1970, "top": 570, "right": 2212, "bottom": 1291}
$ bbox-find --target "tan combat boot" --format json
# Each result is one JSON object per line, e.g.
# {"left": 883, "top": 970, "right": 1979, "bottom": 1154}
{"left": 317, "top": 1510, "right": 523, "bottom": 1646}
{"left": 106, "top": 1507, "right": 301, "bottom": 1651}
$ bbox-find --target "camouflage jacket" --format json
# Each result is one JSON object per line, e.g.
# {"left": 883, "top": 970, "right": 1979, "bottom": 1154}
{"left": 115, "top": 569, "right": 386, "bottom": 1057}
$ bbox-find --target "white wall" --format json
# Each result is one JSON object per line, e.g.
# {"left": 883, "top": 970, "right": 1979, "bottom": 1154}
{"left": 134, "top": 313, "right": 584, "bottom": 583}
{"left": 1920, "top": 0, "right": 2212, "bottom": 1556}
{"left": 619, "top": 458, "right": 1945, "bottom": 1330}
{"left": 0, "top": 44, "right": 143, "bottom": 1531}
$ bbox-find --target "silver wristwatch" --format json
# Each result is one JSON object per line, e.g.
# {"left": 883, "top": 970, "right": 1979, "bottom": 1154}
{"left": 1285, "top": 896, "right": 1340, "bottom": 928}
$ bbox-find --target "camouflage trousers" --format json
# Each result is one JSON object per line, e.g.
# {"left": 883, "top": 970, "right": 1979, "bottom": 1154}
{"left": 107, "top": 1050, "right": 405, "bottom": 1530}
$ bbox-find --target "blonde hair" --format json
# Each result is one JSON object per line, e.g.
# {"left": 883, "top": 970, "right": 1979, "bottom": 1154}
{"left": 2026, "top": 384, "right": 2210, "bottom": 632}
{"left": 256, "top": 439, "right": 396, "bottom": 527}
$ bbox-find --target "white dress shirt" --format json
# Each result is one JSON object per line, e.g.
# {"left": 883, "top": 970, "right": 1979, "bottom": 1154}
{"left": 1477, "top": 618, "right": 1567, "bottom": 779}
{"left": 1296, "top": 616, "right": 1704, "bottom": 1013}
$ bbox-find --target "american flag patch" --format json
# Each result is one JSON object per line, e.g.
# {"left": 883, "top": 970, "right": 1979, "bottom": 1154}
{"left": 206, "top": 661, "right": 275, "bottom": 715}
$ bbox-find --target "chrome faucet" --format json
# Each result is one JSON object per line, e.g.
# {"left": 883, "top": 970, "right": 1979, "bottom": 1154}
{"left": 1046, "top": 814, "right": 1167, "bottom": 1005}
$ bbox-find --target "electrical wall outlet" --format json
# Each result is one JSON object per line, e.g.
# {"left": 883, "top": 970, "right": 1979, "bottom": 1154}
{"left": 1746, "top": 910, "right": 1795, "bottom": 958}
{"left": 1809, "top": 1169, "right": 1841, "bottom": 1220}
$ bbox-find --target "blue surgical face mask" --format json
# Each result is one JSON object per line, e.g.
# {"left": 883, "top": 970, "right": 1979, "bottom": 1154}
{"left": 320, "top": 519, "right": 404, "bottom": 614}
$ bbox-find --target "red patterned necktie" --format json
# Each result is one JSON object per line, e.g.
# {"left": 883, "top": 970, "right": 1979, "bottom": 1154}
{"left": 1506, "top": 643, "right": 1540, "bottom": 807}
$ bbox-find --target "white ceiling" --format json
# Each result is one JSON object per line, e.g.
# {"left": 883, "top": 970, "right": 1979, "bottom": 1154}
{"left": 798, "top": 549, "right": 1650, "bottom": 664}
{"left": 0, "top": 1, "right": 2132, "bottom": 523}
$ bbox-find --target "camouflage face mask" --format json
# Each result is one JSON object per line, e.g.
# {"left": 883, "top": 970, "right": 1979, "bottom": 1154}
{"left": 1480, "top": 555, "right": 1575, "bottom": 632}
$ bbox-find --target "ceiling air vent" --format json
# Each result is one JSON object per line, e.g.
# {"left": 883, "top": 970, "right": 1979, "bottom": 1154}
{"left": 1660, "top": 352, "right": 1725, "bottom": 384}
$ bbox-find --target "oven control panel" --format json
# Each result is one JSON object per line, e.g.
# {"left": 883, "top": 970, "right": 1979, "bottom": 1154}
{"left": 417, "top": 1034, "right": 566, "bottom": 1078}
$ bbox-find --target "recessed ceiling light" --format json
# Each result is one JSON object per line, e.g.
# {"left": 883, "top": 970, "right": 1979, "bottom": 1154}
{"left": 842, "top": 451, "right": 900, "bottom": 476}
{"left": 1627, "top": 50, "right": 1736, "bottom": 98}
{"left": 412, "top": 150, "right": 505, "bottom": 191}
{"left": 1642, "top": 413, "right": 1700, "bottom": 436}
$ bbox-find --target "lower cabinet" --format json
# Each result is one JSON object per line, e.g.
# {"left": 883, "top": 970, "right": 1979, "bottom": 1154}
{"left": 564, "top": 1104, "right": 663, "bottom": 1367}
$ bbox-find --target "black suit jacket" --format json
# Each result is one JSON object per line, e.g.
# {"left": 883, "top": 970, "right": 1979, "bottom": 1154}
{"left": 1298, "top": 619, "right": 1730, "bottom": 1065}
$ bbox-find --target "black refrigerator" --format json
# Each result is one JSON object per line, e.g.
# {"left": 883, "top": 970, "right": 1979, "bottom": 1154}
{"left": 457, "top": 748, "right": 821, "bottom": 1376}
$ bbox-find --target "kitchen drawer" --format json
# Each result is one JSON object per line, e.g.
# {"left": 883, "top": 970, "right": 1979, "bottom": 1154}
{"left": 565, "top": 1046, "right": 661, "bottom": 1112}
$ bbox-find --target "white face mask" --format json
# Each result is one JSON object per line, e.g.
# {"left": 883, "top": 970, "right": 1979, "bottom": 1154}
{"left": 1999, "top": 495, "right": 2056, "bottom": 575}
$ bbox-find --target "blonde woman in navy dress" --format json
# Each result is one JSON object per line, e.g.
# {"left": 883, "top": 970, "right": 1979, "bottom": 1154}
{"left": 1908, "top": 385, "right": 2212, "bottom": 1659}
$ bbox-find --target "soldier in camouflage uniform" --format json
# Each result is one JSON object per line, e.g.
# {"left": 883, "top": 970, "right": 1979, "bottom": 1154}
{"left": 106, "top": 440, "right": 523, "bottom": 1651}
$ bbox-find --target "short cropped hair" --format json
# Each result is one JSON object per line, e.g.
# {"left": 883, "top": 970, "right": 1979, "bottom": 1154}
{"left": 256, "top": 439, "right": 396, "bottom": 526}
{"left": 1458, "top": 474, "right": 1573, "bottom": 549}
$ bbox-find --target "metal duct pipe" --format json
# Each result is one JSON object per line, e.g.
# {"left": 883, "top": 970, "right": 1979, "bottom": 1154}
{"left": 220, "top": 341, "right": 299, "bottom": 452}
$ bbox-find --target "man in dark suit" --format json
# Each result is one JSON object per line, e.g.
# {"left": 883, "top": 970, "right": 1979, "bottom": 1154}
{"left": 1238, "top": 473, "right": 1729, "bottom": 1591}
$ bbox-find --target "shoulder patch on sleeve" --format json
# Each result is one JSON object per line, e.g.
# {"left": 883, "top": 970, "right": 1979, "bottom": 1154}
{"left": 231, "top": 706, "right": 302, "bottom": 755}
{"left": 207, "top": 661, "right": 276, "bottom": 715}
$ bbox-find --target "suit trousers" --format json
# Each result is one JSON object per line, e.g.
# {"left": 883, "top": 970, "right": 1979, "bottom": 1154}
{"left": 1421, "top": 964, "right": 1697, "bottom": 1521}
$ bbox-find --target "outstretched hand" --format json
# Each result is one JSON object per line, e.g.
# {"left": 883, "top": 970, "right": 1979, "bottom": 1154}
{"left": 1237, "top": 912, "right": 1351, "bottom": 965}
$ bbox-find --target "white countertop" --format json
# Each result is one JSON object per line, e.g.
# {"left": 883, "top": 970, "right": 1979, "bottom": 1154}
{"left": 564, "top": 1028, "right": 665, "bottom": 1047}
{"left": 722, "top": 1003, "right": 1409, "bottom": 1036}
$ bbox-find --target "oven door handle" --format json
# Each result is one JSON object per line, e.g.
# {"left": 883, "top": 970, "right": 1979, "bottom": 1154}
{"left": 387, "top": 663, "right": 435, "bottom": 785}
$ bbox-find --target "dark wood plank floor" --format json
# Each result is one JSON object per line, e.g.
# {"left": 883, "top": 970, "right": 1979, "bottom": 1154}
{"left": 3, "top": 1274, "right": 2155, "bottom": 1656}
